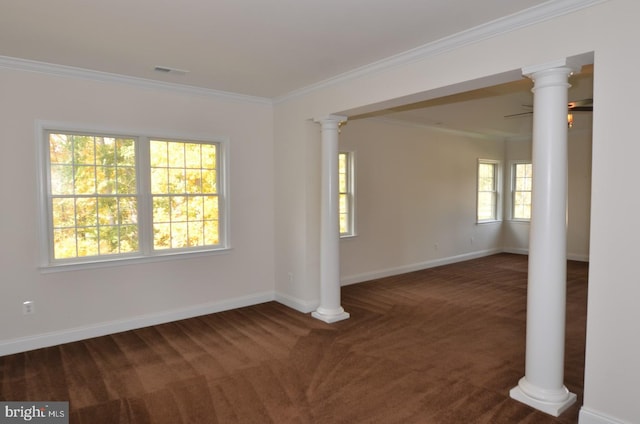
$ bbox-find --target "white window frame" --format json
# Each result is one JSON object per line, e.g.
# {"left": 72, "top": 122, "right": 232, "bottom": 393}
{"left": 510, "top": 161, "right": 532, "bottom": 221}
{"left": 476, "top": 159, "right": 502, "bottom": 223}
{"left": 339, "top": 151, "right": 356, "bottom": 238}
{"left": 36, "top": 122, "right": 230, "bottom": 271}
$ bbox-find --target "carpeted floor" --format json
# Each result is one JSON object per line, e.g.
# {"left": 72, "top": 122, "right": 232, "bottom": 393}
{"left": 0, "top": 253, "right": 588, "bottom": 423}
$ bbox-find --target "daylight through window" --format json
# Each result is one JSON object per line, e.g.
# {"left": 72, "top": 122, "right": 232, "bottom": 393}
{"left": 43, "top": 130, "right": 226, "bottom": 266}
{"left": 338, "top": 152, "right": 355, "bottom": 236}
{"left": 477, "top": 160, "right": 500, "bottom": 222}
{"left": 512, "top": 162, "right": 532, "bottom": 220}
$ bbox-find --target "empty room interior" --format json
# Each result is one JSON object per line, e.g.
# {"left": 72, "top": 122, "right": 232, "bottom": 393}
{"left": 1, "top": 1, "right": 639, "bottom": 423}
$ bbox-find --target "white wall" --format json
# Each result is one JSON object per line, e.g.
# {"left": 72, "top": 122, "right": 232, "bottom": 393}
{"left": 339, "top": 119, "right": 503, "bottom": 284}
{"left": 274, "top": 1, "right": 640, "bottom": 422}
{"left": 0, "top": 68, "right": 275, "bottom": 354}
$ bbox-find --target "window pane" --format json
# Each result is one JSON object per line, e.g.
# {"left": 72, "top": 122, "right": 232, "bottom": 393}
{"left": 96, "top": 166, "right": 117, "bottom": 194}
{"left": 75, "top": 166, "right": 96, "bottom": 194}
{"left": 204, "top": 220, "right": 219, "bottom": 245}
{"left": 338, "top": 152, "right": 354, "bottom": 236}
{"left": 49, "top": 134, "right": 73, "bottom": 164}
{"left": 151, "top": 141, "right": 221, "bottom": 250}
{"left": 477, "top": 192, "right": 496, "bottom": 220}
{"left": 513, "top": 163, "right": 532, "bottom": 220}
{"left": 168, "top": 168, "right": 185, "bottom": 193}
{"left": 171, "top": 222, "right": 188, "bottom": 248}
{"left": 116, "top": 138, "right": 136, "bottom": 166}
{"left": 73, "top": 135, "right": 96, "bottom": 165}
{"left": 50, "top": 165, "right": 74, "bottom": 195}
{"left": 47, "top": 132, "right": 139, "bottom": 261}
{"left": 202, "top": 169, "right": 217, "bottom": 193}
{"left": 477, "top": 161, "right": 498, "bottom": 222}
{"left": 150, "top": 141, "right": 168, "bottom": 167}
{"left": 52, "top": 198, "right": 75, "bottom": 227}
{"left": 167, "top": 142, "right": 185, "bottom": 168}
{"left": 201, "top": 144, "right": 216, "bottom": 169}
{"left": 153, "top": 223, "right": 171, "bottom": 249}
{"left": 185, "top": 143, "right": 202, "bottom": 168}
{"left": 151, "top": 168, "right": 168, "bottom": 194}
{"left": 76, "top": 198, "right": 97, "bottom": 227}
{"left": 117, "top": 167, "right": 136, "bottom": 194}
{"left": 186, "top": 169, "right": 202, "bottom": 194}
{"left": 53, "top": 228, "right": 76, "bottom": 259}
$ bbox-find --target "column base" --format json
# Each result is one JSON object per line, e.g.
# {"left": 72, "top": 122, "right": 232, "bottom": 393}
{"left": 510, "top": 377, "right": 577, "bottom": 417}
{"left": 312, "top": 307, "right": 350, "bottom": 323}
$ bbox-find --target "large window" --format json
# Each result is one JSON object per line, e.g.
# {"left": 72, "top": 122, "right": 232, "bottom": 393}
{"left": 512, "top": 162, "right": 532, "bottom": 220}
{"left": 338, "top": 151, "right": 355, "bottom": 237}
{"left": 41, "top": 128, "right": 227, "bottom": 267}
{"left": 477, "top": 159, "right": 500, "bottom": 222}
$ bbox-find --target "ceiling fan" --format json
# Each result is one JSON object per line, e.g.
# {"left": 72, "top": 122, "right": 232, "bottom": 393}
{"left": 504, "top": 98, "right": 593, "bottom": 119}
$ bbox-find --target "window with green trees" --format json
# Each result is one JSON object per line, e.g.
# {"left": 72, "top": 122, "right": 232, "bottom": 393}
{"left": 43, "top": 130, "right": 226, "bottom": 266}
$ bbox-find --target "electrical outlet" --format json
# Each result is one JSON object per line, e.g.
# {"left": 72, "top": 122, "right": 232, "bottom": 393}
{"left": 22, "top": 301, "right": 35, "bottom": 315}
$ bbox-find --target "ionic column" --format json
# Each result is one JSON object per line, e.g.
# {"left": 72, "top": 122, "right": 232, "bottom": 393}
{"left": 510, "top": 60, "right": 577, "bottom": 416}
{"left": 312, "top": 115, "right": 350, "bottom": 323}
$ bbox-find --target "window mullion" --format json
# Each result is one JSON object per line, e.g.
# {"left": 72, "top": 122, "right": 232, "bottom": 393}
{"left": 136, "top": 136, "right": 153, "bottom": 255}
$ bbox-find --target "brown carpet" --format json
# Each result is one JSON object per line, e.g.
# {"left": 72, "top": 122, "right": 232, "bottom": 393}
{"left": 0, "top": 253, "right": 587, "bottom": 423}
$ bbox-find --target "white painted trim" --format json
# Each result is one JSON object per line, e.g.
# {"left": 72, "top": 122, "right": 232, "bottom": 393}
{"left": 503, "top": 247, "right": 590, "bottom": 262}
{"left": 274, "top": 292, "right": 318, "bottom": 314}
{"left": 503, "top": 247, "right": 530, "bottom": 256}
{"left": 0, "top": 291, "right": 274, "bottom": 357}
{"left": 275, "top": 0, "right": 607, "bottom": 103}
{"left": 0, "top": 56, "right": 272, "bottom": 105}
{"left": 341, "top": 248, "right": 503, "bottom": 286}
{"left": 579, "top": 408, "right": 630, "bottom": 424}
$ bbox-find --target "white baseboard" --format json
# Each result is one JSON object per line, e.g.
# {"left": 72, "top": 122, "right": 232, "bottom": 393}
{"left": 502, "top": 247, "right": 529, "bottom": 256}
{"left": 502, "top": 247, "right": 589, "bottom": 262}
{"left": 579, "top": 407, "right": 629, "bottom": 424}
{"left": 274, "top": 292, "right": 317, "bottom": 314}
{"left": 340, "top": 248, "right": 503, "bottom": 286}
{"left": 0, "top": 291, "right": 274, "bottom": 357}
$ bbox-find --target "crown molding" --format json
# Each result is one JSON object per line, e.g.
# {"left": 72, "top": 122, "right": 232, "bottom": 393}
{"left": 0, "top": 55, "right": 272, "bottom": 105}
{"left": 275, "top": 0, "right": 607, "bottom": 104}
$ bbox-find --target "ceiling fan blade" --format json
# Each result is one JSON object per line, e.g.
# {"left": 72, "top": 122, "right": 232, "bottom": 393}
{"left": 505, "top": 98, "right": 593, "bottom": 118}
{"left": 504, "top": 111, "right": 533, "bottom": 118}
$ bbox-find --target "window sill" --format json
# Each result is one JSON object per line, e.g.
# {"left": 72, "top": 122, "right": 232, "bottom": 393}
{"left": 476, "top": 220, "right": 502, "bottom": 225}
{"left": 39, "top": 247, "right": 233, "bottom": 274}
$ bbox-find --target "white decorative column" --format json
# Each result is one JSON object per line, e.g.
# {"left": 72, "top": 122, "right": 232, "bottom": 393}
{"left": 510, "top": 60, "right": 577, "bottom": 416}
{"left": 312, "top": 115, "right": 350, "bottom": 323}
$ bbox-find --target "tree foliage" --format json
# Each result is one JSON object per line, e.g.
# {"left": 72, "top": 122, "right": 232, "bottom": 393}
{"left": 48, "top": 134, "right": 220, "bottom": 260}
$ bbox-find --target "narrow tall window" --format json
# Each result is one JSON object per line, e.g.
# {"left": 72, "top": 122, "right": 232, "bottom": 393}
{"left": 338, "top": 152, "right": 355, "bottom": 237}
{"left": 512, "top": 162, "right": 532, "bottom": 220}
{"left": 42, "top": 129, "right": 226, "bottom": 267}
{"left": 477, "top": 160, "right": 500, "bottom": 222}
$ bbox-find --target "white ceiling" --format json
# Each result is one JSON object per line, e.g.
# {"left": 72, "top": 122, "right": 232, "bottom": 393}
{"left": 0, "top": 0, "right": 593, "bottom": 138}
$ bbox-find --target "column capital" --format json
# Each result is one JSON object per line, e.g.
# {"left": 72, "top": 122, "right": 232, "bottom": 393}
{"left": 522, "top": 57, "right": 582, "bottom": 78}
{"left": 313, "top": 114, "right": 348, "bottom": 129}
